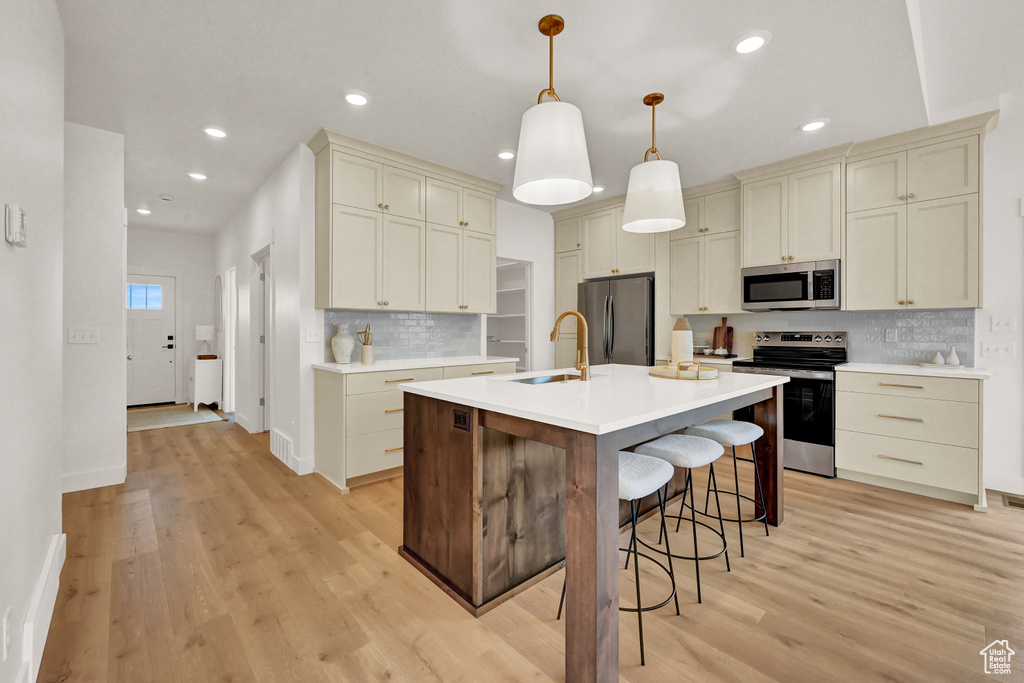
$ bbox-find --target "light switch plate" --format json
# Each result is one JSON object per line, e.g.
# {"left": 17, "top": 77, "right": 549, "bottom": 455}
{"left": 5, "top": 204, "right": 26, "bottom": 247}
{"left": 305, "top": 327, "right": 322, "bottom": 343}
{"left": 2, "top": 605, "right": 11, "bottom": 662}
{"left": 991, "top": 316, "right": 1017, "bottom": 333}
{"left": 67, "top": 328, "right": 99, "bottom": 344}
{"left": 982, "top": 341, "right": 1015, "bottom": 358}
{"left": 884, "top": 328, "right": 897, "bottom": 343}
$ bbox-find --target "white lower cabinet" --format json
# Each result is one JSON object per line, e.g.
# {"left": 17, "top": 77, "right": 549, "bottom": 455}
{"left": 835, "top": 370, "right": 985, "bottom": 509}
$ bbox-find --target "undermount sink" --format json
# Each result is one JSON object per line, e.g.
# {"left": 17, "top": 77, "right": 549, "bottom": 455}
{"left": 509, "top": 373, "right": 581, "bottom": 385}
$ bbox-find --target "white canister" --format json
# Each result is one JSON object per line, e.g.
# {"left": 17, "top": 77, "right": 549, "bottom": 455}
{"left": 670, "top": 317, "right": 694, "bottom": 366}
{"left": 361, "top": 344, "right": 374, "bottom": 365}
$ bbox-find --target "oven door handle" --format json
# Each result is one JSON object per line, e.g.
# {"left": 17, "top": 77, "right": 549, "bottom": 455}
{"left": 733, "top": 366, "right": 833, "bottom": 381}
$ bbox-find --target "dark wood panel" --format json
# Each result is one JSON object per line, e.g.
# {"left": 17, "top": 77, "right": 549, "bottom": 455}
{"left": 479, "top": 428, "right": 566, "bottom": 602}
{"left": 402, "top": 393, "right": 477, "bottom": 600}
{"left": 753, "top": 384, "right": 784, "bottom": 526}
{"left": 480, "top": 409, "right": 568, "bottom": 449}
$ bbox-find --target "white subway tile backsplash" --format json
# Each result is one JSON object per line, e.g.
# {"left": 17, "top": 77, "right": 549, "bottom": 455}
{"left": 323, "top": 309, "right": 480, "bottom": 362}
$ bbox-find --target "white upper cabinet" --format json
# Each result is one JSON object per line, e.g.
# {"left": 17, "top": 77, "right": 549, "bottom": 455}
{"left": 614, "top": 205, "right": 656, "bottom": 275}
{"left": 845, "top": 205, "right": 907, "bottom": 311}
{"left": 333, "top": 152, "right": 383, "bottom": 212}
{"left": 703, "top": 231, "right": 742, "bottom": 314}
{"left": 906, "top": 195, "right": 979, "bottom": 309}
{"left": 462, "top": 188, "right": 497, "bottom": 235}
{"left": 555, "top": 218, "right": 581, "bottom": 253}
{"left": 742, "top": 175, "right": 789, "bottom": 267}
{"left": 555, "top": 250, "right": 582, "bottom": 332}
{"left": 788, "top": 163, "right": 842, "bottom": 262}
{"left": 582, "top": 209, "right": 617, "bottom": 278}
{"left": 383, "top": 166, "right": 427, "bottom": 220}
{"left": 704, "top": 188, "right": 741, "bottom": 236}
{"left": 331, "top": 205, "right": 383, "bottom": 309}
{"left": 382, "top": 216, "right": 426, "bottom": 310}
{"left": 425, "top": 223, "right": 462, "bottom": 313}
{"left": 673, "top": 196, "right": 703, "bottom": 240}
{"left": 847, "top": 152, "right": 906, "bottom": 212}
{"left": 669, "top": 237, "right": 703, "bottom": 315}
{"left": 907, "top": 136, "right": 979, "bottom": 203}
{"left": 461, "top": 231, "right": 496, "bottom": 313}
{"left": 425, "top": 178, "right": 462, "bottom": 227}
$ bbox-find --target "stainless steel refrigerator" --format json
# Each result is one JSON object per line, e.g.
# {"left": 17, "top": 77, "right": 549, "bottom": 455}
{"left": 576, "top": 276, "right": 654, "bottom": 367}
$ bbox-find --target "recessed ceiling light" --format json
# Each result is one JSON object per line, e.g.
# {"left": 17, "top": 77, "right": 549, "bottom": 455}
{"left": 188, "top": 172, "right": 207, "bottom": 180}
{"left": 498, "top": 151, "right": 515, "bottom": 160}
{"left": 203, "top": 126, "right": 227, "bottom": 138}
{"left": 592, "top": 186, "right": 604, "bottom": 193}
{"left": 732, "top": 30, "right": 772, "bottom": 54}
{"left": 345, "top": 91, "right": 370, "bottom": 106}
{"left": 800, "top": 118, "right": 830, "bottom": 132}
{"left": 136, "top": 208, "right": 151, "bottom": 215}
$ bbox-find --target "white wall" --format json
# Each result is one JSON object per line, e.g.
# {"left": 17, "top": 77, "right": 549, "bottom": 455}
{"left": 127, "top": 228, "right": 216, "bottom": 403}
{"left": 213, "top": 144, "right": 320, "bottom": 474}
{"left": 0, "top": 1, "right": 66, "bottom": 681}
{"left": 496, "top": 199, "right": 556, "bottom": 371}
{"left": 63, "top": 122, "right": 127, "bottom": 493}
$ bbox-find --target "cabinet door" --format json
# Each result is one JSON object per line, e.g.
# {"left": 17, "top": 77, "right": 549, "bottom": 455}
{"left": 382, "top": 216, "right": 426, "bottom": 311}
{"left": 671, "top": 196, "right": 702, "bottom": 240}
{"left": 669, "top": 236, "right": 703, "bottom": 315}
{"left": 704, "top": 189, "right": 741, "bottom": 235}
{"left": 425, "top": 223, "right": 462, "bottom": 313}
{"left": 555, "top": 251, "right": 582, "bottom": 332}
{"left": 555, "top": 218, "right": 581, "bottom": 253}
{"left": 332, "top": 152, "right": 382, "bottom": 212}
{"left": 907, "top": 136, "right": 979, "bottom": 203}
{"left": 742, "top": 175, "right": 788, "bottom": 267}
{"left": 331, "top": 205, "right": 382, "bottom": 309}
{"left": 615, "top": 204, "right": 656, "bottom": 274}
{"left": 463, "top": 188, "right": 497, "bottom": 235}
{"left": 426, "top": 178, "right": 461, "bottom": 227}
{"left": 788, "top": 163, "right": 841, "bottom": 262}
{"left": 704, "top": 231, "right": 742, "bottom": 314}
{"left": 847, "top": 152, "right": 906, "bottom": 212}
{"left": 582, "top": 209, "right": 617, "bottom": 278}
{"left": 845, "top": 206, "right": 906, "bottom": 311}
{"left": 383, "top": 165, "right": 426, "bottom": 221}
{"left": 461, "top": 231, "right": 497, "bottom": 313}
{"left": 555, "top": 335, "right": 578, "bottom": 369}
{"left": 906, "top": 195, "right": 979, "bottom": 309}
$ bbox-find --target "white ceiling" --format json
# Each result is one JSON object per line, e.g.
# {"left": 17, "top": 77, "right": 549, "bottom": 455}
{"left": 58, "top": 0, "right": 933, "bottom": 235}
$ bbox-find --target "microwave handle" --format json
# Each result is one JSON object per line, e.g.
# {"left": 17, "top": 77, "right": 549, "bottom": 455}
{"left": 807, "top": 269, "right": 814, "bottom": 298}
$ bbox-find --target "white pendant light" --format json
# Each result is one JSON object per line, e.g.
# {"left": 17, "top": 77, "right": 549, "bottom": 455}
{"left": 621, "top": 93, "right": 686, "bottom": 233}
{"left": 512, "top": 15, "right": 593, "bottom": 206}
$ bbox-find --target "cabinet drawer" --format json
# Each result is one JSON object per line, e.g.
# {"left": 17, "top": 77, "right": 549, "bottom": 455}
{"left": 347, "top": 428, "right": 405, "bottom": 478}
{"left": 836, "top": 391, "right": 979, "bottom": 448}
{"left": 346, "top": 391, "right": 405, "bottom": 436}
{"left": 442, "top": 362, "right": 516, "bottom": 379}
{"left": 346, "top": 367, "right": 444, "bottom": 395}
{"left": 836, "top": 371, "right": 978, "bottom": 403}
{"left": 836, "top": 429, "right": 978, "bottom": 495}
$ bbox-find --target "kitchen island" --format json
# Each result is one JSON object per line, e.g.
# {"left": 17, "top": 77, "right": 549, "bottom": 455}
{"left": 399, "top": 364, "right": 787, "bottom": 683}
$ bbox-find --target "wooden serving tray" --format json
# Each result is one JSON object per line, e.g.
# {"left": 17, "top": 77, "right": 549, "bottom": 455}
{"left": 649, "top": 361, "right": 719, "bottom": 380}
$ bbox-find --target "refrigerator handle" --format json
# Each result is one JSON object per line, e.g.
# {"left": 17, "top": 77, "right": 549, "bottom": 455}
{"left": 608, "top": 295, "right": 615, "bottom": 360}
{"left": 603, "top": 295, "right": 610, "bottom": 360}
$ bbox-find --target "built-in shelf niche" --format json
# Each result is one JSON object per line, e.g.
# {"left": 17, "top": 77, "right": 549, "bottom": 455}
{"left": 487, "top": 258, "right": 531, "bottom": 371}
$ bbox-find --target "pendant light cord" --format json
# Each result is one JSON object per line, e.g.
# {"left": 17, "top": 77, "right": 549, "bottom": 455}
{"left": 538, "top": 31, "right": 561, "bottom": 103}
{"left": 644, "top": 98, "right": 662, "bottom": 161}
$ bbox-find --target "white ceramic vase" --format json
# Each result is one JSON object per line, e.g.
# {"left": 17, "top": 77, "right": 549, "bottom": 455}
{"left": 946, "top": 346, "right": 960, "bottom": 366}
{"left": 330, "top": 325, "right": 356, "bottom": 364}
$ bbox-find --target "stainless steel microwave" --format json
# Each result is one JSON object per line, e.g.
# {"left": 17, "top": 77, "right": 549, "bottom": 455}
{"left": 741, "top": 259, "right": 840, "bottom": 311}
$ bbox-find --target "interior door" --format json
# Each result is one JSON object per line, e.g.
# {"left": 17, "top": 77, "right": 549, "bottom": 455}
{"left": 607, "top": 277, "right": 652, "bottom": 366}
{"left": 126, "top": 274, "right": 176, "bottom": 406}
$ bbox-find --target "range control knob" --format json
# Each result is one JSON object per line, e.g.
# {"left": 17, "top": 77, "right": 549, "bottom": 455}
{"left": 755, "top": 335, "right": 762, "bottom": 342}
{"left": 835, "top": 334, "right": 844, "bottom": 343}
{"left": 763, "top": 334, "right": 771, "bottom": 343}
{"left": 824, "top": 335, "right": 833, "bottom": 343}
{"left": 814, "top": 335, "right": 823, "bottom": 343}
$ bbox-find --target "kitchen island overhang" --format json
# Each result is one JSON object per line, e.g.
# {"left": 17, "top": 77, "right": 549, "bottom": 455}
{"left": 399, "top": 364, "right": 787, "bottom": 683}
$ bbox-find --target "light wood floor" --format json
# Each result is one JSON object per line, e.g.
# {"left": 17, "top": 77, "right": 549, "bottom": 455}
{"left": 39, "top": 419, "right": 1024, "bottom": 682}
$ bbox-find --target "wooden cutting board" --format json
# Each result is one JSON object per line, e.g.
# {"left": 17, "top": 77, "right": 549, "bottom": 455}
{"left": 712, "top": 317, "right": 734, "bottom": 353}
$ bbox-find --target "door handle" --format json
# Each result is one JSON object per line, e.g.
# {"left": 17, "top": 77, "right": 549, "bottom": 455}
{"left": 162, "top": 344, "right": 174, "bottom": 349}
{"left": 603, "top": 295, "right": 610, "bottom": 360}
{"left": 608, "top": 295, "right": 615, "bottom": 360}
{"left": 127, "top": 354, "right": 133, "bottom": 361}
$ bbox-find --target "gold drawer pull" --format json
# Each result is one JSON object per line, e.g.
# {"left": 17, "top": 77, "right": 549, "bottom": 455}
{"left": 384, "top": 408, "right": 404, "bottom": 413}
{"left": 878, "top": 414, "right": 924, "bottom": 423}
{"left": 879, "top": 383, "right": 924, "bottom": 389}
{"left": 471, "top": 370, "right": 493, "bottom": 375}
{"left": 384, "top": 446, "right": 404, "bottom": 453}
{"left": 878, "top": 454, "right": 924, "bottom": 466}
{"left": 385, "top": 378, "right": 415, "bottom": 383}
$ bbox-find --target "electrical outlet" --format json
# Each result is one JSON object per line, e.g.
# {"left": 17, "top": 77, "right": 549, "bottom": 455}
{"left": 67, "top": 328, "right": 99, "bottom": 344}
{"left": 982, "top": 341, "right": 1016, "bottom": 358}
{"left": 884, "top": 328, "right": 897, "bottom": 343}
{"left": 2, "top": 605, "right": 11, "bottom": 662}
{"left": 991, "top": 316, "right": 1017, "bottom": 333}
{"left": 305, "top": 327, "right": 322, "bottom": 343}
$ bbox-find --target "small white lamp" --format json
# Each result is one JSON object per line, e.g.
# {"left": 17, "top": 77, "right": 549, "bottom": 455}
{"left": 196, "top": 325, "right": 215, "bottom": 357}
{"left": 621, "top": 93, "right": 686, "bottom": 233}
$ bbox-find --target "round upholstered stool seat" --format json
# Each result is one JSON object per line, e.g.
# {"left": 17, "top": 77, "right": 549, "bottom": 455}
{"left": 684, "top": 419, "right": 764, "bottom": 446}
{"left": 618, "top": 450, "right": 676, "bottom": 501}
{"left": 635, "top": 434, "right": 724, "bottom": 469}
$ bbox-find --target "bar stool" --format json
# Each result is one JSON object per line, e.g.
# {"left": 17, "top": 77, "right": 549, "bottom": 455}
{"left": 633, "top": 434, "right": 730, "bottom": 604}
{"left": 684, "top": 420, "right": 768, "bottom": 557}
{"left": 557, "top": 450, "right": 679, "bottom": 666}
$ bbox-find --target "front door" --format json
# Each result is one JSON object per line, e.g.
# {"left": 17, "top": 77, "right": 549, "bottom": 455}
{"left": 126, "top": 274, "right": 176, "bottom": 406}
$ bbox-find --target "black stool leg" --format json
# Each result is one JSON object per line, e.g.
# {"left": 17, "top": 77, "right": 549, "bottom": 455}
{"left": 751, "top": 441, "right": 770, "bottom": 537}
{"left": 629, "top": 500, "right": 646, "bottom": 666}
{"left": 657, "top": 488, "right": 680, "bottom": 616}
{"left": 556, "top": 572, "right": 566, "bottom": 620}
{"left": 709, "top": 463, "right": 730, "bottom": 572}
{"left": 675, "top": 467, "right": 691, "bottom": 534}
{"left": 731, "top": 445, "right": 745, "bottom": 557}
{"left": 688, "top": 470, "right": 702, "bottom": 604}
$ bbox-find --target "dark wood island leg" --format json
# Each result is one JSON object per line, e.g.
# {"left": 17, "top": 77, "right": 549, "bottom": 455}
{"left": 753, "top": 384, "right": 784, "bottom": 526}
{"left": 564, "top": 431, "right": 620, "bottom": 683}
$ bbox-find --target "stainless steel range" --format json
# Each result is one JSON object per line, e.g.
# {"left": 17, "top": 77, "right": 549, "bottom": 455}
{"left": 732, "top": 331, "right": 848, "bottom": 478}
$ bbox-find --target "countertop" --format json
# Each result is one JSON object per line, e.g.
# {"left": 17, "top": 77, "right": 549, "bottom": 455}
{"left": 655, "top": 355, "right": 750, "bottom": 366}
{"left": 836, "top": 362, "right": 990, "bottom": 380}
{"left": 313, "top": 355, "right": 518, "bottom": 375}
{"left": 400, "top": 363, "right": 787, "bottom": 435}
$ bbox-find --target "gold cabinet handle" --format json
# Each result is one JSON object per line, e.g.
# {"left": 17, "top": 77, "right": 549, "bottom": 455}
{"left": 576, "top": 242, "right": 580, "bottom": 247}
{"left": 377, "top": 300, "right": 384, "bottom": 305}
{"left": 878, "top": 414, "right": 924, "bottom": 423}
{"left": 908, "top": 193, "right": 916, "bottom": 199}
{"left": 471, "top": 370, "right": 493, "bottom": 375}
{"left": 898, "top": 195, "right": 906, "bottom": 200}
{"left": 908, "top": 300, "right": 914, "bottom": 305}
{"left": 898, "top": 300, "right": 905, "bottom": 305}
{"left": 781, "top": 256, "right": 787, "bottom": 262}
{"left": 879, "top": 383, "right": 924, "bottom": 389}
{"left": 384, "top": 301, "right": 389, "bottom": 305}
{"left": 378, "top": 203, "right": 384, "bottom": 208}
{"left": 878, "top": 454, "right": 923, "bottom": 466}
{"left": 384, "top": 204, "right": 390, "bottom": 210}
{"left": 384, "top": 446, "right": 404, "bottom": 453}
{"left": 385, "top": 378, "right": 414, "bottom": 383}
{"left": 788, "top": 255, "right": 794, "bottom": 260}
{"left": 384, "top": 408, "right": 404, "bottom": 413}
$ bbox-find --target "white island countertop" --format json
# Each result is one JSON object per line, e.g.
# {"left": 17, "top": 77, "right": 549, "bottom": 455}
{"left": 837, "top": 362, "right": 990, "bottom": 380}
{"left": 313, "top": 355, "right": 517, "bottom": 375}
{"left": 400, "top": 363, "right": 787, "bottom": 435}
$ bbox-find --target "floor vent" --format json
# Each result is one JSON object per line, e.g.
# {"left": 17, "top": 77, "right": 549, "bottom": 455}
{"left": 1003, "top": 495, "right": 1024, "bottom": 510}
{"left": 270, "top": 429, "right": 294, "bottom": 466}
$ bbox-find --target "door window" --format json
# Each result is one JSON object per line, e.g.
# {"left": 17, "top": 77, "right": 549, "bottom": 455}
{"left": 126, "top": 283, "right": 163, "bottom": 309}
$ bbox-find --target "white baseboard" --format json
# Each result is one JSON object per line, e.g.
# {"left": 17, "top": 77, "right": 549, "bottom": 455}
{"left": 235, "top": 412, "right": 252, "bottom": 433}
{"left": 985, "top": 472, "right": 1024, "bottom": 496}
{"left": 62, "top": 462, "right": 127, "bottom": 493}
{"left": 293, "top": 455, "right": 314, "bottom": 476}
{"left": 22, "top": 533, "right": 66, "bottom": 681}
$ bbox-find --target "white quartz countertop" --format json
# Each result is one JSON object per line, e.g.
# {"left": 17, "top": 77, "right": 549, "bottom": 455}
{"left": 837, "top": 362, "right": 990, "bottom": 380}
{"left": 313, "top": 355, "right": 518, "bottom": 375}
{"left": 655, "top": 355, "right": 750, "bottom": 366}
{"left": 400, "top": 363, "right": 787, "bottom": 435}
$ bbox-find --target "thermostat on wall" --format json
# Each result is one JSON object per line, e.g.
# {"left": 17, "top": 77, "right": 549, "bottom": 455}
{"left": 5, "top": 204, "right": 26, "bottom": 247}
